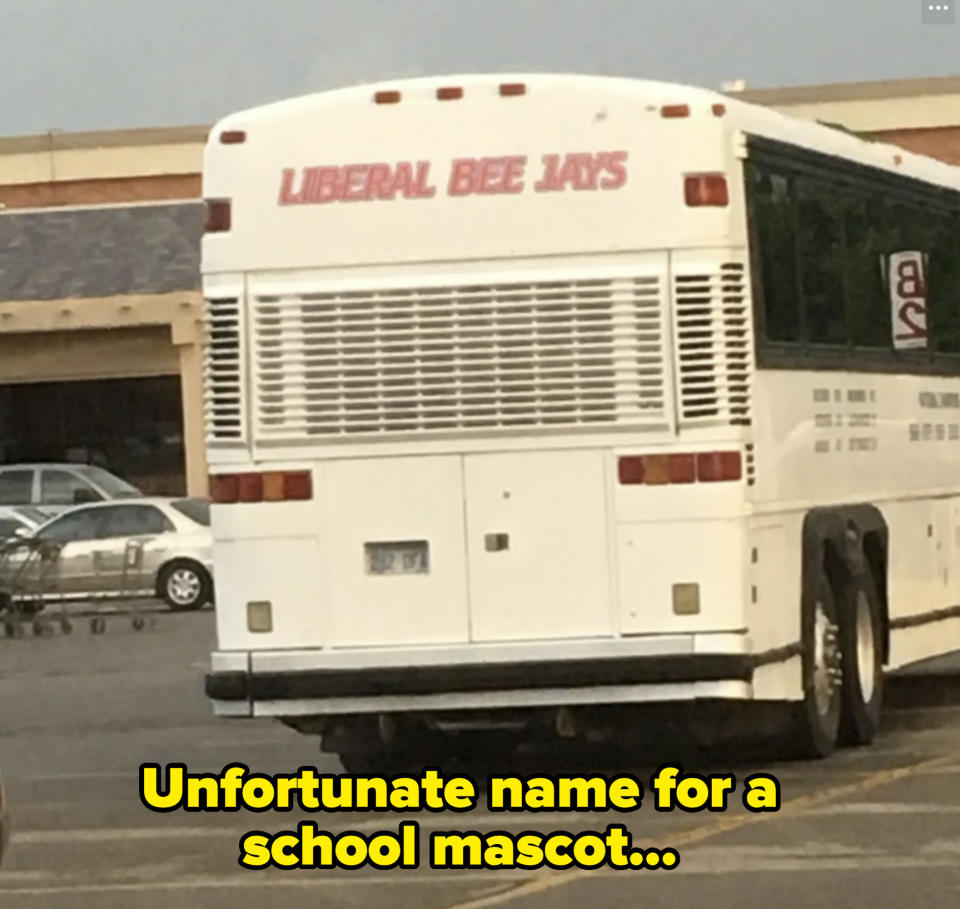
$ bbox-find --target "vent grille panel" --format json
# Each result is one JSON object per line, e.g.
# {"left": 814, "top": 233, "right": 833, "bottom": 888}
{"left": 252, "top": 275, "right": 668, "bottom": 440}
{"left": 203, "top": 297, "right": 244, "bottom": 443}
{"left": 674, "top": 263, "right": 752, "bottom": 427}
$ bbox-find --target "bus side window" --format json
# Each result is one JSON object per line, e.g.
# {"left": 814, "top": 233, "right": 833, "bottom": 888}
{"left": 749, "top": 164, "right": 800, "bottom": 343}
{"left": 844, "top": 191, "right": 890, "bottom": 350}
{"left": 928, "top": 210, "right": 960, "bottom": 355}
{"left": 795, "top": 176, "right": 846, "bottom": 347}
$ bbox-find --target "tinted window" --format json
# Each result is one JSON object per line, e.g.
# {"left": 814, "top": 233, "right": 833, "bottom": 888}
{"left": 0, "top": 470, "right": 34, "bottom": 505}
{"left": 39, "top": 509, "right": 103, "bottom": 543}
{"left": 171, "top": 499, "right": 210, "bottom": 527}
{"left": 795, "top": 177, "right": 846, "bottom": 346}
{"left": 748, "top": 164, "right": 800, "bottom": 342}
{"left": 747, "top": 143, "right": 960, "bottom": 370}
{"left": 925, "top": 209, "right": 960, "bottom": 355}
{"left": 97, "top": 505, "right": 173, "bottom": 539}
{"left": 41, "top": 471, "right": 102, "bottom": 507}
{"left": 844, "top": 191, "right": 890, "bottom": 348}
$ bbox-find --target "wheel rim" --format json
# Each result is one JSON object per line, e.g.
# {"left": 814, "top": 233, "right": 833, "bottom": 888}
{"left": 167, "top": 569, "right": 201, "bottom": 606}
{"left": 813, "top": 598, "right": 841, "bottom": 716}
{"left": 855, "top": 589, "right": 876, "bottom": 703}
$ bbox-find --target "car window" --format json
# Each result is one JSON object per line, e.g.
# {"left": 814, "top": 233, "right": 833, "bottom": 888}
{"left": 0, "top": 470, "right": 34, "bottom": 505}
{"left": 38, "top": 509, "right": 103, "bottom": 543}
{"left": 41, "top": 470, "right": 102, "bottom": 506}
{"left": 97, "top": 505, "right": 174, "bottom": 539}
{"left": 75, "top": 466, "right": 141, "bottom": 499}
{"left": 171, "top": 499, "right": 210, "bottom": 527}
{"left": 0, "top": 518, "right": 25, "bottom": 538}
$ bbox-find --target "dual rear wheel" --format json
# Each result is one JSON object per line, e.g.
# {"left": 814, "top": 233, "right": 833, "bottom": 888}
{"left": 793, "top": 561, "right": 884, "bottom": 759}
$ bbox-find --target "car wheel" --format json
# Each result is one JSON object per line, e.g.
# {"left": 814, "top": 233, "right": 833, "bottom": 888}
{"left": 158, "top": 561, "right": 212, "bottom": 612}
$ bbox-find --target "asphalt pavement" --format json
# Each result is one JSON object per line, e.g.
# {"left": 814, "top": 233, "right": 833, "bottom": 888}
{"left": 1, "top": 607, "right": 960, "bottom": 907}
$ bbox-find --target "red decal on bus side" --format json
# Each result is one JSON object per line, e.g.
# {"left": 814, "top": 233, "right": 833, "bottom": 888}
{"left": 448, "top": 158, "right": 477, "bottom": 196}
{"left": 600, "top": 151, "right": 629, "bottom": 189}
{"left": 340, "top": 165, "right": 369, "bottom": 202}
{"left": 365, "top": 163, "right": 393, "bottom": 200}
{"left": 503, "top": 156, "right": 527, "bottom": 193}
{"left": 278, "top": 168, "right": 302, "bottom": 205}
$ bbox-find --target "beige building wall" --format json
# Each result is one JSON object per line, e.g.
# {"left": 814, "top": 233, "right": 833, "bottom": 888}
{"left": 0, "top": 293, "right": 208, "bottom": 497}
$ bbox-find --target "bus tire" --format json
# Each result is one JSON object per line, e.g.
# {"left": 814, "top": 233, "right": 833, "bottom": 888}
{"left": 790, "top": 564, "right": 843, "bottom": 759}
{"left": 837, "top": 571, "right": 884, "bottom": 746}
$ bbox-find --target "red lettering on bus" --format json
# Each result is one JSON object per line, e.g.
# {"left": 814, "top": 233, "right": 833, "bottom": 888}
{"left": 534, "top": 152, "right": 628, "bottom": 193}
{"left": 449, "top": 158, "right": 477, "bottom": 196}
{"left": 600, "top": 151, "right": 628, "bottom": 189}
{"left": 340, "top": 165, "right": 369, "bottom": 202}
{"left": 365, "top": 163, "right": 393, "bottom": 200}
{"left": 503, "top": 156, "right": 527, "bottom": 193}
{"left": 278, "top": 167, "right": 303, "bottom": 205}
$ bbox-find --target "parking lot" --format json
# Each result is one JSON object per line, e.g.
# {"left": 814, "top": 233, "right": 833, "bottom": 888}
{"left": 1, "top": 606, "right": 960, "bottom": 907}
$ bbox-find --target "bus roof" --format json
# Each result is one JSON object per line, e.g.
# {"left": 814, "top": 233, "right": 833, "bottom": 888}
{"left": 209, "top": 72, "right": 960, "bottom": 194}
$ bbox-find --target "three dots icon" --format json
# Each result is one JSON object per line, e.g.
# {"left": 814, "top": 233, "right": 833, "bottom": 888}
{"left": 922, "top": 1, "right": 956, "bottom": 23}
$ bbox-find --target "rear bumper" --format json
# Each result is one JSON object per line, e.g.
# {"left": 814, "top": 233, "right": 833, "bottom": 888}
{"left": 205, "top": 641, "right": 801, "bottom": 716}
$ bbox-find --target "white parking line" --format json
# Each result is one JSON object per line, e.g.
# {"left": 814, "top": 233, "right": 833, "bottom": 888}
{"left": 9, "top": 811, "right": 597, "bottom": 846}
{"left": 0, "top": 876, "right": 520, "bottom": 897}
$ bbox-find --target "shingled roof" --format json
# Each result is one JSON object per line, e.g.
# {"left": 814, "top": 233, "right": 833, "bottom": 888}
{"left": 0, "top": 202, "right": 203, "bottom": 302}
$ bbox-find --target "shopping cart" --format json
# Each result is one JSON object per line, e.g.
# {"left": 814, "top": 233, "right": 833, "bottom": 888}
{"left": 0, "top": 536, "right": 70, "bottom": 638}
{"left": 0, "top": 535, "right": 155, "bottom": 638}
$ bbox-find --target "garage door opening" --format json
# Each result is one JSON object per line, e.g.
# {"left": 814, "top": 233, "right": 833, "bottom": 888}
{"left": 0, "top": 376, "right": 186, "bottom": 496}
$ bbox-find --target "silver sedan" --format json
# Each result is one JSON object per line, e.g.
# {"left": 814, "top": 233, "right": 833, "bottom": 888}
{"left": 4, "top": 498, "right": 214, "bottom": 612}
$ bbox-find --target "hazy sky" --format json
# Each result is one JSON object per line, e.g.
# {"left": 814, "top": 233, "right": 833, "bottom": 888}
{"left": 2, "top": 0, "right": 958, "bottom": 136}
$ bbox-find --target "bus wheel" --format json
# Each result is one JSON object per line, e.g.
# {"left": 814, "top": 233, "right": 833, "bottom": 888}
{"left": 791, "top": 567, "right": 843, "bottom": 759}
{"left": 837, "top": 571, "right": 884, "bottom": 746}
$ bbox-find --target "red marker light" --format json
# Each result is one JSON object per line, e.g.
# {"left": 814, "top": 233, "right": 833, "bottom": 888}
{"left": 661, "top": 104, "right": 691, "bottom": 118}
{"left": 204, "top": 199, "right": 232, "bottom": 233}
{"left": 684, "top": 174, "right": 729, "bottom": 207}
{"left": 437, "top": 86, "right": 463, "bottom": 100}
{"left": 499, "top": 83, "right": 527, "bottom": 97}
{"left": 374, "top": 90, "right": 401, "bottom": 104}
{"left": 219, "top": 130, "right": 246, "bottom": 144}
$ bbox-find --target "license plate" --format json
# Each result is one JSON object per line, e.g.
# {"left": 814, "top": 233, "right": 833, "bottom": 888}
{"left": 365, "top": 541, "right": 430, "bottom": 576}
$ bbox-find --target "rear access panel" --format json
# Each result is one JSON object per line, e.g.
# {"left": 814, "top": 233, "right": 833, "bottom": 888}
{"left": 464, "top": 449, "right": 614, "bottom": 642}
{"left": 322, "top": 455, "right": 470, "bottom": 647}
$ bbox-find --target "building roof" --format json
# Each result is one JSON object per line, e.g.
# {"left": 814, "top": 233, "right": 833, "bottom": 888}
{"left": 0, "top": 125, "right": 208, "bottom": 156}
{"left": 732, "top": 73, "right": 960, "bottom": 106}
{"left": 0, "top": 202, "right": 203, "bottom": 301}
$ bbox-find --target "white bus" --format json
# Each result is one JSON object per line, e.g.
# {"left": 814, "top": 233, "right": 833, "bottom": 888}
{"left": 201, "top": 74, "right": 960, "bottom": 767}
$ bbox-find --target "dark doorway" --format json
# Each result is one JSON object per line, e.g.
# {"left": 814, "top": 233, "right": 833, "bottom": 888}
{"left": 0, "top": 376, "right": 185, "bottom": 496}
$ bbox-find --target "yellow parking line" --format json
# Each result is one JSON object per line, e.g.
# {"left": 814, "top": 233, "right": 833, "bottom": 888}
{"left": 442, "top": 752, "right": 959, "bottom": 909}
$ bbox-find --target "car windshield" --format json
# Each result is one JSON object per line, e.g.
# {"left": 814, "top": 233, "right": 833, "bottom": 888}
{"left": 171, "top": 498, "right": 211, "bottom": 527}
{"left": 74, "top": 466, "right": 141, "bottom": 498}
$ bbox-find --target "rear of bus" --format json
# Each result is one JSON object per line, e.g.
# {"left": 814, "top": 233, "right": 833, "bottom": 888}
{"left": 201, "top": 74, "right": 760, "bottom": 755}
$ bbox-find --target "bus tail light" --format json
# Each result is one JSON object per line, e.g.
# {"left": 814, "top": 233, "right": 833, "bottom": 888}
{"left": 696, "top": 451, "right": 742, "bottom": 482}
{"left": 209, "top": 471, "right": 313, "bottom": 503}
{"left": 618, "top": 452, "right": 741, "bottom": 486}
{"left": 204, "top": 199, "right": 232, "bottom": 233}
{"left": 684, "top": 174, "right": 728, "bottom": 207}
